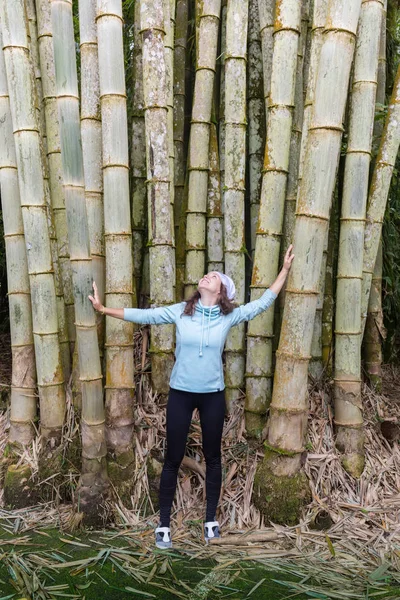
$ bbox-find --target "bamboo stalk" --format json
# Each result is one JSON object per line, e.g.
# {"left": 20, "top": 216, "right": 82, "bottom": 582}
{"left": 79, "top": 0, "right": 105, "bottom": 352}
{"left": 279, "top": 0, "right": 310, "bottom": 349}
{"left": 51, "top": 0, "right": 108, "bottom": 512}
{"left": 248, "top": 0, "right": 265, "bottom": 258}
{"left": 35, "top": 0, "right": 74, "bottom": 372}
{"left": 361, "top": 64, "right": 400, "bottom": 341}
{"left": 96, "top": 0, "right": 136, "bottom": 455}
{"left": 334, "top": 0, "right": 383, "bottom": 477}
{"left": 141, "top": 0, "right": 176, "bottom": 393}
{"left": 0, "top": 20, "right": 36, "bottom": 447}
{"left": 207, "top": 122, "right": 223, "bottom": 272}
{"left": 131, "top": 0, "right": 147, "bottom": 303}
{"left": 245, "top": 0, "right": 301, "bottom": 435}
{"left": 322, "top": 188, "right": 339, "bottom": 374}
{"left": 184, "top": 0, "right": 221, "bottom": 298}
{"left": 258, "top": 0, "right": 276, "bottom": 116}
{"left": 174, "top": 0, "right": 189, "bottom": 301}
{"left": 219, "top": 0, "right": 227, "bottom": 208}
{"left": 224, "top": 0, "right": 249, "bottom": 411}
{"left": 26, "top": 0, "right": 46, "bottom": 146}
{"left": 1, "top": 0, "right": 66, "bottom": 444}
{"left": 164, "top": 0, "right": 176, "bottom": 222}
{"left": 363, "top": 240, "right": 385, "bottom": 390}
{"left": 253, "top": 1, "right": 362, "bottom": 524}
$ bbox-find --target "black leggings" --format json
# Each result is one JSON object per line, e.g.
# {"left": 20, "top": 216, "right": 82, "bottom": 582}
{"left": 158, "top": 387, "right": 226, "bottom": 527}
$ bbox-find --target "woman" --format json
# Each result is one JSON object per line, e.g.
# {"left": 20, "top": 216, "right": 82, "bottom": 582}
{"left": 88, "top": 245, "right": 294, "bottom": 548}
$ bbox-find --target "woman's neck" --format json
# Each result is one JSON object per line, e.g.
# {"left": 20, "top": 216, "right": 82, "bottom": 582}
{"left": 199, "top": 291, "right": 219, "bottom": 307}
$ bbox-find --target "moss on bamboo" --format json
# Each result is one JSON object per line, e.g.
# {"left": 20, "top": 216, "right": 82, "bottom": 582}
{"left": 3, "top": 464, "right": 38, "bottom": 508}
{"left": 253, "top": 449, "right": 311, "bottom": 525}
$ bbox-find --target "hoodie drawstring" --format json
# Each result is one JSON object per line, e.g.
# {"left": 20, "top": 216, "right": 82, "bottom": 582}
{"left": 206, "top": 309, "right": 211, "bottom": 347}
{"left": 199, "top": 309, "right": 205, "bottom": 356}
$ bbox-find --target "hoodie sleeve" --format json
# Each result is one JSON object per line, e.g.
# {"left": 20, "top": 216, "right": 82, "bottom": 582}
{"left": 123, "top": 302, "right": 183, "bottom": 325}
{"left": 228, "top": 288, "right": 277, "bottom": 327}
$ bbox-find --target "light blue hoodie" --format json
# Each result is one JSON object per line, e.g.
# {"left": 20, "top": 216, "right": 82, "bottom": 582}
{"left": 124, "top": 288, "right": 277, "bottom": 393}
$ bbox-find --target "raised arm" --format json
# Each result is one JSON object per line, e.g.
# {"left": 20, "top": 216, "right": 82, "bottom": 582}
{"left": 229, "top": 245, "right": 294, "bottom": 327}
{"left": 88, "top": 282, "right": 182, "bottom": 324}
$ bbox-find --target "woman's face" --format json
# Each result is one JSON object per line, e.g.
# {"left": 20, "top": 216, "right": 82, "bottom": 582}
{"left": 198, "top": 272, "right": 222, "bottom": 295}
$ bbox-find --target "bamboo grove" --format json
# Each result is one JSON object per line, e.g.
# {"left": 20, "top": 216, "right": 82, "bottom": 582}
{"left": 0, "top": 0, "right": 399, "bottom": 524}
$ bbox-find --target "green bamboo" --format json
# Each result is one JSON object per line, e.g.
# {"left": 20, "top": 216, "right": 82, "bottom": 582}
{"left": 334, "top": 0, "right": 383, "bottom": 476}
{"left": 1, "top": 0, "right": 66, "bottom": 444}
{"left": 184, "top": 0, "right": 221, "bottom": 298}
{"left": 0, "top": 20, "right": 36, "bottom": 447}
{"left": 96, "top": 0, "right": 136, "bottom": 456}
{"left": 248, "top": 0, "right": 265, "bottom": 258}
{"left": 364, "top": 0, "right": 387, "bottom": 388}
{"left": 141, "top": 0, "right": 176, "bottom": 393}
{"left": 51, "top": 0, "right": 108, "bottom": 513}
{"left": 174, "top": 0, "right": 188, "bottom": 301}
{"left": 253, "top": 0, "right": 362, "bottom": 524}
{"left": 36, "top": 0, "right": 74, "bottom": 376}
{"left": 363, "top": 240, "right": 385, "bottom": 390}
{"left": 361, "top": 62, "right": 400, "bottom": 341}
{"left": 131, "top": 0, "right": 147, "bottom": 303}
{"left": 207, "top": 122, "right": 223, "bottom": 272}
{"left": 224, "top": 0, "right": 249, "bottom": 412}
{"left": 245, "top": 0, "right": 301, "bottom": 435}
{"left": 79, "top": 0, "right": 105, "bottom": 351}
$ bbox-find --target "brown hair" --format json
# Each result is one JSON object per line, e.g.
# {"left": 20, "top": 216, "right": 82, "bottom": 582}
{"left": 182, "top": 283, "right": 236, "bottom": 317}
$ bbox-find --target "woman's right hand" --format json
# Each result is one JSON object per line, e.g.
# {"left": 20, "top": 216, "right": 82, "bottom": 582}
{"left": 88, "top": 281, "right": 103, "bottom": 312}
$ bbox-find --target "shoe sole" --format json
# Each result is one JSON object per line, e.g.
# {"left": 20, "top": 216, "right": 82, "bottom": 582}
{"left": 155, "top": 541, "right": 172, "bottom": 549}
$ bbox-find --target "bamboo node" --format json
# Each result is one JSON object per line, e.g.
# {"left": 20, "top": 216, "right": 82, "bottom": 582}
{"left": 275, "top": 350, "right": 312, "bottom": 361}
{"left": 294, "top": 212, "right": 329, "bottom": 222}
{"left": 79, "top": 376, "right": 103, "bottom": 383}
{"left": 284, "top": 288, "right": 319, "bottom": 296}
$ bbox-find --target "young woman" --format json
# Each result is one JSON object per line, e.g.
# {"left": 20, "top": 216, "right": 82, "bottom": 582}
{"left": 88, "top": 245, "right": 294, "bottom": 548}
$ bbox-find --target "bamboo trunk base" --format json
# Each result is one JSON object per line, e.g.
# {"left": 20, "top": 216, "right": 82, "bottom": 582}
{"left": 335, "top": 426, "right": 365, "bottom": 477}
{"left": 363, "top": 314, "right": 383, "bottom": 392}
{"left": 244, "top": 410, "right": 265, "bottom": 439}
{"left": 253, "top": 448, "right": 311, "bottom": 525}
{"left": 3, "top": 464, "right": 38, "bottom": 508}
{"left": 71, "top": 345, "right": 82, "bottom": 412}
{"left": 78, "top": 457, "right": 110, "bottom": 527}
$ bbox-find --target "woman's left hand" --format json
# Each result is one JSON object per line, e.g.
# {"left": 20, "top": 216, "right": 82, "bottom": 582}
{"left": 283, "top": 245, "right": 295, "bottom": 272}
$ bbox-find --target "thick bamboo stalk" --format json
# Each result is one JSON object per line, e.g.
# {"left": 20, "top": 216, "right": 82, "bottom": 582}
{"left": 207, "top": 122, "right": 223, "bottom": 272}
{"left": 79, "top": 0, "right": 105, "bottom": 350}
{"left": 224, "top": 0, "right": 249, "bottom": 411}
{"left": 141, "top": 0, "right": 176, "bottom": 393}
{"left": 96, "top": 0, "right": 136, "bottom": 454}
{"left": 361, "top": 66, "right": 400, "bottom": 340}
{"left": 245, "top": 0, "right": 301, "bottom": 435}
{"left": 363, "top": 240, "right": 385, "bottom": 390}
{"left": 174, "top": 0, "right": 188, "bottom": 300}
{"left": 334, "top": 0, "right": 383, "bottom": 476}
{"left": 258, "top": 0, "right": 275, "bottom": 115}
{"left": 35, "top": 0, "right": 74, "bottom": 368}
{"left": 184, "top": 0, "right": 221, "bottom": 298}
{"left": 0, "top": 20, "right": 36, "bottom": 447}
{"left": 1, "top": 0, "right": 66, "bottom": 444}
{"left": 29, "top": 0, "right": 71, "bottom": 386}
{"left": 279, "top": 0, "right": 309, "bottom": 341}
{"left": 260, "top": 0, "right": 362, "bottom": 486}
{"left": 248, "top": 0, "right": 265, "bottom": 258}
{"left": 131, "top": 0, "right": 147, "bottom": 303}
{"left": 51, "top": 0, "right": 108, "bottom": 511}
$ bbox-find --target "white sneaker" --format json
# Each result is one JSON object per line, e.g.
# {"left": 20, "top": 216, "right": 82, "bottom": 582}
{"left": 155, "top": 526, "right": 172, "bottom": 549}
{"left": 204, "top": 520, "right": 220, "bottom": 543}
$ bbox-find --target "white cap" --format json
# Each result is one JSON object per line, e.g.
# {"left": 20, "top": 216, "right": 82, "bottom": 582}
{"left": 216, "top": 272, "right": 236, "bottom": 300}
